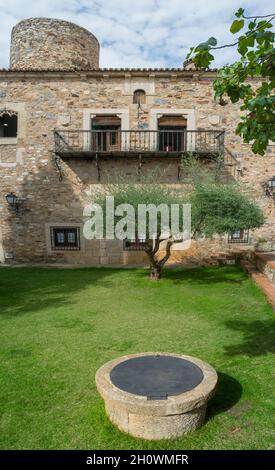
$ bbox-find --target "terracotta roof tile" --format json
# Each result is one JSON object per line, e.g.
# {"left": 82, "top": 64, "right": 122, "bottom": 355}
{"left": 0, "top": 67, "right": 218, "bottom": 73}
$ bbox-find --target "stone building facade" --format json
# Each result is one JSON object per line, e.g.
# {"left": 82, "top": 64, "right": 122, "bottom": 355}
{"left": 0, "top": 18, "right": 274, "bottom": 265}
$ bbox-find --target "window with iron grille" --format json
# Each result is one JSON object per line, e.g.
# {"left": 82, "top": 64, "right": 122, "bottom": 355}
{"left": 50, "top": 227, "right": 80, "bottom": 250}
{"left": 0, "top": 112, "right": 18, "bottom": 138}
{"left": 228, "top": 229, "right": 249, "bottom": 244}
{"left": 123, "top": 234, "right": 147, "bottom": 251}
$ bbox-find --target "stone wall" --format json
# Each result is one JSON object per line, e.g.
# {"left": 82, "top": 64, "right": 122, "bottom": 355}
{"left": 0, "top": 145, "right": 17, "bottom": 164}
{"left": 10, "top": 18, "right": 100, "bottom": 71}
{"left": 0, "top": 69, "right": 274, "bottom": 265}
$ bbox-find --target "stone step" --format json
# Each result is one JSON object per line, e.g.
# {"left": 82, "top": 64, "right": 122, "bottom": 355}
{"left": 240, "top": 259, "right": 275, "bottom": 310}
{"left": 201, "top": 256, "right": 236, "bottom": 266}
{"left": 181, "top": 248, "right": 249, "bottom": 269}
{"left": 210, "top": 254, "right": 235, "bottom": 260}
{"left": 254, "top": 252, "right": 275, "bottom": 285}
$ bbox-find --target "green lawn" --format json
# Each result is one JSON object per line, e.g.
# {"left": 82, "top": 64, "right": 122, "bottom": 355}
{"left": 0, "top": 265, "right": 274, "bottom": 450}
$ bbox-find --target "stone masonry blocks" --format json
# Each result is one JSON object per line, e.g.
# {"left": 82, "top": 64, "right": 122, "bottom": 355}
{"left": 96, "top": 352, "right": 218, "bottom": 440}
{"left": 10, "top": 18, "right": 100, "bottom": 71}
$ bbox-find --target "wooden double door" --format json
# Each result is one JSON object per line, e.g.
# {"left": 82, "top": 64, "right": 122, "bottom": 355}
{"left": 91, "top": 115, "right": 121, "bottom": 152}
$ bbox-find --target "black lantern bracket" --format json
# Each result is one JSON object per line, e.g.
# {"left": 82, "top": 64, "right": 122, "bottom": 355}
{"left": 5, "top": 192, "right": 25, "bottom": 213}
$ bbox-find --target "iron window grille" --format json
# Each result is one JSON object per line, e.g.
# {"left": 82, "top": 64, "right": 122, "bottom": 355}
{"left": 50, "top": 227, "right": 80, "bottom": 251}
{"left": 228, "top": 229, "right": 249, "bottom": 244}
{"left": 123, "top": 235, "right": 148, "bottom": 251}
{"left": 0, "top": 111, "right": 18, "bottom": 138}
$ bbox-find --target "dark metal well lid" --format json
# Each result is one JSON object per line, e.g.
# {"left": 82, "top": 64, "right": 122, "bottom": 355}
{"left": 110, "top": 355, "right": 203, "bottom": 399}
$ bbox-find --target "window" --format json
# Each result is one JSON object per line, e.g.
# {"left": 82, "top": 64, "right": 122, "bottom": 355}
{"left": 133, "top": 89, "right": 146, "bottom": 105}
{"left": 123, "top": 234, "right": 147, "bottom": 251}
{"left": 50, "top": 227, "right": 80, "bottom": 250}
{"left": 0, "top": 112, "right": 18, "bottom": 138}
{"left": 228, "top": 229, "right": 249, "bottom": 244}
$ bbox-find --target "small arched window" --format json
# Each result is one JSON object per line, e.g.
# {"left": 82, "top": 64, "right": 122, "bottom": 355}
{"left": 0, "top": 111, "right": 18, "bottom": 138}
{"left": 133, "top": 89, "right": 146, "bottom": 105}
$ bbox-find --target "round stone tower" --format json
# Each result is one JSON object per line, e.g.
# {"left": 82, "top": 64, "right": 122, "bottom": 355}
{"left": 10, "top": 18, "right": 100, "bottom": 71}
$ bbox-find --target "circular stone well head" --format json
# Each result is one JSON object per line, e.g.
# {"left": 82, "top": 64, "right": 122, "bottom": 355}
{"left": 96, "top": 352, "right": 218, "bottom": 440}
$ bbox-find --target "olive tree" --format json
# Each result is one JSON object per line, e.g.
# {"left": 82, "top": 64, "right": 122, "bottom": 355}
{"left": 90, "top": 174, "right": 264, "bottom": 280}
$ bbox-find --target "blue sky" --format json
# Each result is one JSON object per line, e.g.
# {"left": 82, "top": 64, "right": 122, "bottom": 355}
{"left": 0, "top": 0, "right": 274, "bottom": 69}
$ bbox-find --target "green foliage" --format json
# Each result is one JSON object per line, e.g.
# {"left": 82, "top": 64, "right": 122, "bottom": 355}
{"left": 186, "top": 9, "right": 275, "bottom": 155}
{"left": 92, "top": 168, "right": 264, "bottom": 242}
{"left": 181, "top": 153, "right": 225, "bottom": 185}
{"left": 93, "top": 178, "right": 186, "bottom": 239}
{"left": 230, "top": 19, "right": 244, "bottom": 33}
{"left": 190, "top": 183, "right": 265, "bottom": 237}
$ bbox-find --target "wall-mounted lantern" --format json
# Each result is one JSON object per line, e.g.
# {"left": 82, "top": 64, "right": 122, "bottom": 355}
{"left": 5, "top": 192, "right": 24, "bottom": 213}
{"left": 264, "top": 176, "right": 275, "bottom": 199}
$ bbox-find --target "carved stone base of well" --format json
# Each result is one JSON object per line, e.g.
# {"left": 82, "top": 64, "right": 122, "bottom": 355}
{"left": 105, "top": 401, "right": 207, "bottom": 440}
{"left": 96, "top": 352, "right": 217, "bottom": 440}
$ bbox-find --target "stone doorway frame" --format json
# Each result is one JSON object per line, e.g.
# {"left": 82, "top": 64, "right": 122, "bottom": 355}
{"left": 149, "top": 108, "right": 196, "bottom": 152}
{"left": 82, "top": 108, "right": 130, "bottom": 151}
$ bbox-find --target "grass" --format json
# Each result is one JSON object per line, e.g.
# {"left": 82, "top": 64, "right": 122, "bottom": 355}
{"left": 0, "top": 265, "right": 274, "bottom": 450}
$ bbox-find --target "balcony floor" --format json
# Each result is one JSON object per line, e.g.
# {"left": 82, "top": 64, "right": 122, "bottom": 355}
{"left": 56, "top": 150, "right": 220, "bottom": 159}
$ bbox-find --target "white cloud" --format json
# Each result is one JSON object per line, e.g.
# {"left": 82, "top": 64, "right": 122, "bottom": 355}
{"left": 0, "top": 0, "right": 274, "bottom": 69}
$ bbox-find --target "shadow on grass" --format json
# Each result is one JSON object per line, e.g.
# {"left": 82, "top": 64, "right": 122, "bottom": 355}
{"left": 206, "top": 372, "right": 242, "bottom": 421}
{"left": 0, "top": 265, "right": 247, "bottom": 318}
{"left": 0, "top": 267, "right": 125, "bottom": 317}
{"left": 0, "top": 266, "right": 245, "bottom": 317}
{"left": 224, "top": 320, "right": 275, "bottom": 357}
{"left": 160, "top": 265, "right": 246, "bottom": 285}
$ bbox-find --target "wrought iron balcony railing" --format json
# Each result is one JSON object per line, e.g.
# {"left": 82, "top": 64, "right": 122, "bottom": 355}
{"left": 54, "top": 129, "right": 225, "bottom": 157}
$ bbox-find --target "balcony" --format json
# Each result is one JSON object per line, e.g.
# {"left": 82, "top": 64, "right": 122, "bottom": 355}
{"left": 54, "top": 129, "right": 225, "bottom": 158}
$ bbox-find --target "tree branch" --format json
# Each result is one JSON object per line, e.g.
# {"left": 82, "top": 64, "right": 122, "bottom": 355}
{"left": 145, "top": 245, "right": 156, "bottom": 267}
{"left": 243, "top": 13, "right": 275, "bottom": 19}
{"left": 208, "top": 16, "right": 275, "bottom": 51}
{"left": 158, "top": 239, "right": 174, "bottom": 267}
{"left": 152, "top": 235, "right": 162, "bottom": 256}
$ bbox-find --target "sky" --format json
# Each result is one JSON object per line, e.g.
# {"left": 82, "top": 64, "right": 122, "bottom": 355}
{"left": 0, "top": 0, "right": 274, "bottom": 69}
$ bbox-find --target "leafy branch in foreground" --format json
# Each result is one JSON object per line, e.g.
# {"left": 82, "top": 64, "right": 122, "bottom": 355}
{"left": 185, "top": 8, "right": 275, "bottom": 155}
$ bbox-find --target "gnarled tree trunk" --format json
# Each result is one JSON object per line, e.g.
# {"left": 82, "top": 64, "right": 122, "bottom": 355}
{"left": 150, "top": 264, "right": 162, "bottom": 280}
{"left": 145, "top": 237, "right": 174, "bottom": 280}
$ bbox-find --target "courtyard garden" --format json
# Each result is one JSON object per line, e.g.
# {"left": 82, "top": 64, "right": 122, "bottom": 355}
{"left": 0, "top": 265, "right": 274, "bottom": 450}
